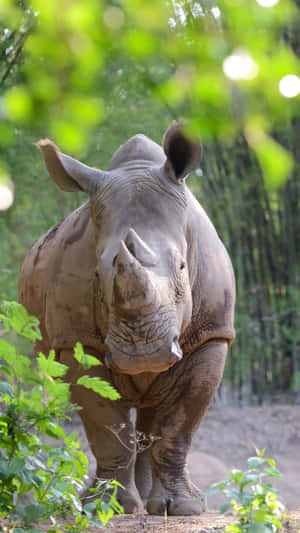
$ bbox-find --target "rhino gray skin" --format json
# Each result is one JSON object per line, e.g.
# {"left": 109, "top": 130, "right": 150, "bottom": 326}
{"left": 19, "top": 122, "right": 235, "bottom": 515}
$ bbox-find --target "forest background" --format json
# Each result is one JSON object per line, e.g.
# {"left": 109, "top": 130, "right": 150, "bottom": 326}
{"left": 0, "top": 0, "right": 299, "bottom": 405}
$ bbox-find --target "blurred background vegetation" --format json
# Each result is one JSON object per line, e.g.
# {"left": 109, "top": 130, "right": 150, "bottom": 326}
{"left": 0, "top": 0, "right": 299, "bottom": 404}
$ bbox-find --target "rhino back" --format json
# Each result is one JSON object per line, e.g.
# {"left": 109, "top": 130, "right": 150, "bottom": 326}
{"left": 180, "top": 188, "right": 235, "bottom": 355}
{"left": 19, "top": 202, "right": 104, "bottom": 354}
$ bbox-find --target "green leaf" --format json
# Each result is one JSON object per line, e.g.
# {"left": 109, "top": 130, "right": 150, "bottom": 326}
{"left": 264, "top": 458, "right": 276, "bottom": 468}
{"left": 9, "top": 456, "right": 25, "bottom": 475}
{"left": 83, "top": 502, "right": 97, "bottom": 515}
{"left": 0, "top": 381, "right": 14, "bottom": 399}
{"left": 3, "top": 86, "right": 33, "bottom": 123}
{"left": 248, "top": 457, "right": 265, "bottom": 469}
{"left": 20, "top": 468, "right": 37, "bottom": 488}
{"left": 0, "top": 458, "right": 10, "bottom": 479}
{"left": 240, "top": 472, "right": 260, "bottom": 488}
{"left": 65, "top": 432, "right": 80, "bottom": 446}
{"left": 271, "top": 517, "right": 285, "bottom": 529}
{"left": 39, "top": 421, "right": 66, "bottom": 440}
{"left": 239, "top": 491, "right": 256, "bottom": 506}
{"left": 0, "top": 301, "right": 41, "bottom": 341}
{"left": 246, "top": 125, "right": 293, "bottom": 190}
{"left": 225, "top": 524, "right": 242, "bottom": 533}
{"left": 255, "top": 447, "right": 266, "bottom": 457}
{"left": 230, "top": 469, "right": 244, "bottom": 483}
{"left": 202, "top": 485, "right": 221, "bottom": 497}
{"left": 72, "top": 450, "right": 88, "bottom": 476}
{"left": 0, "top": 339, "right": 16, "bottom": 365}
{"left": 24, "top": 503, "right": 46, "bottom": 523}
{"left": 37, "top": 351, "right": 68, "bottom": 378}
{"left": 0, "top": 364, "right": 12, "bottom": 376}
{"left": 223, "top": 487, "right": 241, "bottom": 501}
{"left": 219, "top": 503, "right": 232, "bottom": 514}
{"left": 73, "top": 342, "right": 102, "bottom": 369}
{"left": 76, "top": 375, "right": 120, "bottom": 400}
{"left": 247, "top": 524, "right": 272, "bottom": 533}
{"left": 253, "top": 509, "right": 270, "bottom": 523}
{"left": 32, "top": 473, "right": 46, "bottom": 487}
{"left": 264, "top": 467, "right": 282, "bottom": 478}
{"left": 215, "top": 478, "right": 231, "bottom": 489}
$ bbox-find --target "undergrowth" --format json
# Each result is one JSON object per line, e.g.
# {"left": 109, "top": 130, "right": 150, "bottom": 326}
{"left": 207, "top": 448, "right": 288, "bottom": 533}
{"left": 0, "top": 301, "right": 123, "bottom": 532}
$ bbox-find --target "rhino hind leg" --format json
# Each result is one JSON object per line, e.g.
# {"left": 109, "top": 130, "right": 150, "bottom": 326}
{"left": 58, "top": 349, "right": 143, "bottom": 513}
{"left": 147, "top": 340, "right": 228, "bottom": 515}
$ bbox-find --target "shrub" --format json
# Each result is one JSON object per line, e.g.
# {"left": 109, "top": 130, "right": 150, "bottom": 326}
{"left": 207, "top": 448, "right": 287, "bottom": 533}
{"left": 0, "top": 301, "right": 122, "bottom": 532}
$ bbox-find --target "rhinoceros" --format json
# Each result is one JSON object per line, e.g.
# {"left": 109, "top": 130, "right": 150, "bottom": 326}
{"left": 19, "top": 122, "right": 235, "bottom": 515}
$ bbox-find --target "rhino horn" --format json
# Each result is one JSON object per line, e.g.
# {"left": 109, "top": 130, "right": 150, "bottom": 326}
{"left": 125, "top": 228, "right": 158, "bottom": 267}
{"left": 113, "top": 241, "right": 158, "bottom": 313}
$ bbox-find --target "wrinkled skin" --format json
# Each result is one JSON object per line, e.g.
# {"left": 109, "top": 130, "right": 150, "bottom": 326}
{"left": 19, "top": 123, "right": 235, "bottom": 515}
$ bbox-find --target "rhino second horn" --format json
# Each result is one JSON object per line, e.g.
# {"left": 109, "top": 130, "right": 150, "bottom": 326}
{"left": 113, "top": 241, "right": 158, "bottom": 312}
{"left": 125, "top": 228, "right": 158, "bottom": 267}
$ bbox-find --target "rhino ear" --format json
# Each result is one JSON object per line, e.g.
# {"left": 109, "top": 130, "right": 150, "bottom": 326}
{"left": 163, "top": 122, "right": 202, "bottom": 184}
{"left": 37, "top": 139, "right": 107, "bottom": 193}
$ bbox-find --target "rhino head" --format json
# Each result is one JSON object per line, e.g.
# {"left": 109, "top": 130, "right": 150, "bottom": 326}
{"left": 38, "top": 123, "right": 201, "bottom": 375}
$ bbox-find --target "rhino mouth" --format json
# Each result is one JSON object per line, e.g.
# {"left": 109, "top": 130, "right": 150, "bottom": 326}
{"left": 104, "top": 343, "right": 181, "bottom": 375}
{"left": 105, "top": 308, "right": 182, "bottom": 374}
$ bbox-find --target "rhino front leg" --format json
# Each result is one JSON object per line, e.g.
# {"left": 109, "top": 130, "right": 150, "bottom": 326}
{"left": 147, "top": 339, "right": 228, "bottom": 516}
{"left": 58, "top": 349, "right": 143, "bottom": 513}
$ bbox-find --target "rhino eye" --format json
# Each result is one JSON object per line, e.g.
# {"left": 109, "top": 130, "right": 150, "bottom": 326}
{"left": 180, "top": 261, "right": 185, "bottom": 270}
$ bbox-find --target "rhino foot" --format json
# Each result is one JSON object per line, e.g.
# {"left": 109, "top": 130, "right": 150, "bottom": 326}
{"left": 147, "top": 494, "right": 206, "bottom": 516}
{"left": 168, "top": 495, "right": 207, "bottom": 515}
{"left": 146, "top": 480, "right": 207, "bottom": 516}
{"left": 118, "top": 489, "right": 144, "bottom": 513}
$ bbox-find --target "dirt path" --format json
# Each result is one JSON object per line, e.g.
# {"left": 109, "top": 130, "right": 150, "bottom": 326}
{"left": 108, "top": 511, "right": 300, "bottom": 533}
{"left": 2, "top": 511, "right": 299, "bottom": 533}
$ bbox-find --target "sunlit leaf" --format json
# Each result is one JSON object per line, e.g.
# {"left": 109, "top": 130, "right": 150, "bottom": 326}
{"left": 3, "top": 87, "right": 33, "bottom": 122}
{"left": 76, "top": 375, "right": 121, "bottom": 400}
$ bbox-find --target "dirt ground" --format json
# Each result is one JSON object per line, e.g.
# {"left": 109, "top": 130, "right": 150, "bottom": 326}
{"left": 107, "top": 511, "right": 300, "bottom": 533}
{"left": 1, "top": 511, "right": 299, "bottom": 533}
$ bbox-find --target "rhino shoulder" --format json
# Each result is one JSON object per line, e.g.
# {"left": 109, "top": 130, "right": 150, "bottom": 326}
{"left": 180, "top": 189, "right": 236, "bottom": 354}
{"left": 19, "top": 202, "right": 103, "bottom": 353}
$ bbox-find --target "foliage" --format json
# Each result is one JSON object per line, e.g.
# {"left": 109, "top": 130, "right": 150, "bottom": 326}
{"left": 0, "top": 301, "right": 122, "bottom": 532}
{"left": 0, "top": 1, "right": 299, "bottom": 402}
{"left": 207, "top": 448, "right": 287, "bottom": 533}
{"left": 193, "top": 136, "right": 300, "bottom": 403}
{"left": 0, "top": 0, "right": 300, "bottom": 186}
